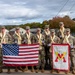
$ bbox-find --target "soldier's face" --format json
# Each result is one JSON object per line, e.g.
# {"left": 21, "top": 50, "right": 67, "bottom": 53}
{"left": 16, "top": 29, "right": 20, "bottom": 33}
{"left": 51, "top": 32, "right": 55, "bottom": 36}
{"left": 45, "top": 28, "right": 49, "bottom": 31}
{"left": 1, "top": 28, "right": 5, "bottom": 33}
{"left": 66, "top": 31, "right": 70, "bottom": 35}
{"left": 60, "top": 24, "right": 64, "bottom": 28}
{"left": 26, "top": 29, "right": 30, "bottom": 33}
{"left": 37, "top": 30, "right": 41, "bottom": 34}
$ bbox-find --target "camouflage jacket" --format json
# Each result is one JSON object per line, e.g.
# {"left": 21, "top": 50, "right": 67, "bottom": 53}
{"left": 57, "top": 28, "right": 66, "bottom": 39}
{"left": 12, "top": 33, "right": 22, "bottom": 44}
{"left": 42, "top": 30, "right": 50, "bottom": 45}
{"left": 47, "top": 35, "right": 60, "bottom": 45}
{"left": 22, "top": 32, "right": 35, "bottom": 44}
{"left": 0, "top": 32, "right": 12, "bottom": 44}
{"left": 34, "top": 33, "right": 45, "bottom": 46}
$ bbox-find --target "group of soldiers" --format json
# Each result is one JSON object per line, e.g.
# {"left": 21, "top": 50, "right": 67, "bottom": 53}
{"left": 0, "top": 21, "right": 75, "bottom": 74}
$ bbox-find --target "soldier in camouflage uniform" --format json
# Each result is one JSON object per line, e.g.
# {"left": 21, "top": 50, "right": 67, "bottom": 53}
{"left": 34, "top": 28, "right": 45, "bottom": 73}
{"left": 0, "top": 26, "right": 11, "bottom": 73}
{"left": 57, "top": 22, "right": 66, "bottom": 43}
{"left": 22, "top": 26, "right": 35, "bottom": 72}
{"left": 12, "top": 27, "right": 22, "bottom": 72}
{"left": 62, "top": 28, "right": 75, "bottom": 74}
{"left": 47, "top": 29, "right": 60, "bottom": 73}
{"left": 42, "top": 25, "right": 50, "bottom": 65}
{"left": 13, "top": 27, "right": 22, "bottom": 44}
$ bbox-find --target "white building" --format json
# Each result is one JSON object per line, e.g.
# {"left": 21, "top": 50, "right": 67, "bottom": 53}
{"left": 5, "top": 29, "right": 9, "bottom": 33}
{"left": 10, "top": 27, "right": 26, "bottom": 35}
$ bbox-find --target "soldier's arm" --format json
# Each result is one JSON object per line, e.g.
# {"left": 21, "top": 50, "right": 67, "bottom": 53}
{"left": 73, "top": 37, "right": 75, "bottom": 47}
{"left": 31, "top": 34, "right": 36, "bottom": 44}
{"left": 57, "top": 37, "right": 60, "bottom": 44}
{"left": 0, "top": 34, "right": 2, "bottom": 45}
{"left": 31, "top": 34, "right": 34, "bottom": 44}
{"left": 47, "top": 36, "right": 51, "bottom": 47}
{"left": 12, "top": 34, "right": 18, "bottom": 44}
{"left": 7, "top": 33, "right": 12, "bottom": 43}
{"left": 21, "top": 35, "right": 24, "bottom": 44}
{"left": 42, "top": 34, "right": 45, "bottom": 45}
{"left": 56, "top": 30, "right": 60, "bottom": 37}
{"left": 42, "top": 31, "right": 45, "bottom": 35}
{"left": 21, "top": 34, "right": 26, "bottom": 44}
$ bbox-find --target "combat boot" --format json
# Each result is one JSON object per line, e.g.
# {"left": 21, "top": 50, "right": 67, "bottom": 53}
{"left": 15, "top": 67, "right": 18, "bottom": 72}
{"left": 50, "top": 69, "right": 54, "bottom": 73}
{"left": 57, "top": 70, "right": 60, "bottom": 73}
{"left": 35, "top": 69, "right": 39, "bottom": 73}
{"left": 24, "top": 66, "right": 28, "bottom": 71}
{"left": 31, "top": 66, "right": 35, "bottom": 72}
{"left": 19, "top": 67, "right": 24, "bottom": 72}
{"left": 65, "top": 70, "right": 69, "bottom": 74}
{"left": 7, "top": 68, "right": 11, "bottom": 74}
{"left": 41, "top": 68, "right": 44, "bottom": 73}
{"left": 0, "top": 67, "right": 2, "bottom": 73}
{"left": 72, "top": 70, "right": 75, "bottom": 74}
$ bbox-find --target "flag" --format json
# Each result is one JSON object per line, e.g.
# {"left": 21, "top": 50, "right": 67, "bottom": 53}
{"left": 52, "top": 44, "right": 70, "bottom": 71}
{"left": 2, "top": 44, "right": 39, "bottom": 67}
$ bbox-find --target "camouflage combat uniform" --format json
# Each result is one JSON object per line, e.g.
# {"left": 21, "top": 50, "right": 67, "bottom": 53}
{"left": 42, "top": 25, "right": 50, "bottom": 65}
{"left": 22, "top": 32, "right": 34, "bottom": 44}
{"left": 62, "top": 28, "right": 75, "bottom": 74}
{"left": 34, "top": 28, "right": 45, "bottom": 73}
{"left": 12, "top": 27, "right": 22, "bottom": 73}
{"left": 22, "top": 26, "right": 35, "bottom": 72}
{"left": 57, "top": 22, "right": 66, "bottom": 43}
{"left": 13, "top": 27, "right": 22, "bottom": 44}
{"left": 47, "top": 29, "right": 60, "bottom": 68}
{"left": 0, "top": 26, "right": 11, "bottom": 73}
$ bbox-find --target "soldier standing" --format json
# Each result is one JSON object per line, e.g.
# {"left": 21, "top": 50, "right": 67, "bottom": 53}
{"left": 13, "top": 27, "right": 22, "bottom": 44}
{"left": 47, "top": 29, "right": 60, "bottom": 73}
{"left": 0, "top": 26, "right": 11, "bottom": 73}
{"left": 12, "top": 27, "right": 22, "bottom": 72}
{"left": 42, "top": 25, "right": 50, "bottom": 65}
{"left": 22, "top": 26, "right": 35, "bottom": 72}
{"left": 57, "top": 22, "right": 66, "bottom": 43}
{"left": 63, "top": 28, "right": 75, "bottom": 74}
{"left": 34, "top": 28, "right": 45, "bottom": 73}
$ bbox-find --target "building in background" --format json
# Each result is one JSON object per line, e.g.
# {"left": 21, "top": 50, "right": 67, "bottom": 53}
{"left": 10, "top": 27, "right": 26, "bottom": 36}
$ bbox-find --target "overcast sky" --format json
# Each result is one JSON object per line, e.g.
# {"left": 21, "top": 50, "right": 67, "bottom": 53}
{"left": 0, "top": 0, "right": 75, "bottom": 25}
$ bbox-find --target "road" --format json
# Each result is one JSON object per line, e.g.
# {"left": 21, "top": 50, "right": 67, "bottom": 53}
{"left": 0, "top": 69, "right": 74, "bottom": 75}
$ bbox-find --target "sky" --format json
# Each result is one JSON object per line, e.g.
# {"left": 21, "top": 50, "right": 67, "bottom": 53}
{"left": 0, "top": 0, "right": 75, "bottom": 25}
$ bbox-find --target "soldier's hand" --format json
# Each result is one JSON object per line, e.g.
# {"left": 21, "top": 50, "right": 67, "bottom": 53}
{"left": 2, "top": 42, "right": 6, "bottom": 44}
{"left": 47, "top": 44, "right": 51, "bottom": 47}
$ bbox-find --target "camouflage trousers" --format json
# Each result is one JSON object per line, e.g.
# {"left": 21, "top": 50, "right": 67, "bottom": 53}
{"left": 49, "top": 52, "right": 52, "bottom": 68}
{"left": 70, "top": 49, "right": 75, "bottom": 71}
{"left": 0, "top": 48, "right": 3, "bottom": 67}
{"left": 36, "top": 46, "right": 45, "bottom": 69}
{"left": 44, "top": 46, "right": 50, "bottom": 65}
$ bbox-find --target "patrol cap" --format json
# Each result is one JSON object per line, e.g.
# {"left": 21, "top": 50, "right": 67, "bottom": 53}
{"left": 26, "top": 26, "right": 30, "bottom": 30}
{"left": 50, "top": 29, "right": 55, "bottom": 33}
{"left": 37, "top": 28, "right": 41, "bottom": 31}
{"left": 66, "top": 28, "right": 70, "bottom": 32}
{"left": 45, "top": 25, "right": 49, "bottom": 29}
{"left": 59, "top": 22, "right": 64, "bottom": 26}
{"left": 1, "top": 26, "right": 5, "bottom": 29}
{"left": 16, "top": 27, "right": 20, "bottom": 30}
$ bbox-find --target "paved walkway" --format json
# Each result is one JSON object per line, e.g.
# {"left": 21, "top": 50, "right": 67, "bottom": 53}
{"left": 0, "top": 69, "right": 74, "bottom": 75}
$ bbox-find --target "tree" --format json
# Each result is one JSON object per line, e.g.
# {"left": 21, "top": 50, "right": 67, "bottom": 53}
{"left": 3, "top": 15, "right": 75, "bottom": 32}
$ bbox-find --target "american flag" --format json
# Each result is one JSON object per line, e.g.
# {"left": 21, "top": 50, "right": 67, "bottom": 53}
{"left": 2, "top": 44, "right": 39, "bottom": 66}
